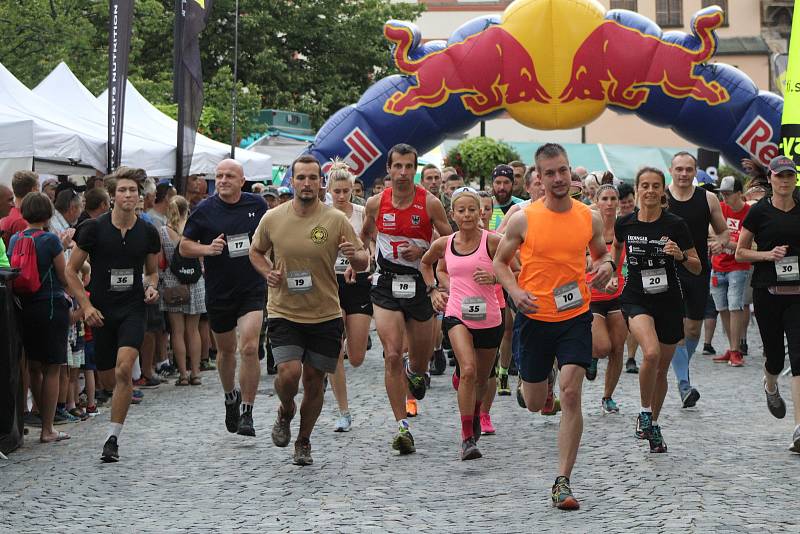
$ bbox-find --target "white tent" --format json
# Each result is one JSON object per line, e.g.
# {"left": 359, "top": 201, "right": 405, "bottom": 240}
{"left": 93, "top": 71, "right": 273, "bottom": 180}
{"left": 0, "top": 64, "right": 110, "bottom": 182}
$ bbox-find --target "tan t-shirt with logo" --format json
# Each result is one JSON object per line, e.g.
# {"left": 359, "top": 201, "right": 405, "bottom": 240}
{"left": 252, "top": 200, "right": 362, "bottom": 324}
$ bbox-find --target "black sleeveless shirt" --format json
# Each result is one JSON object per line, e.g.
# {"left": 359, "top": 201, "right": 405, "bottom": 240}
{"left": 667, "top": 186, "right": 711, "bottom": 274}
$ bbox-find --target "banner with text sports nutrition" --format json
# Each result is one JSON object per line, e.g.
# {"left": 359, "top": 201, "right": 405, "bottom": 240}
{"left": 780, "top": 1, "right": 800, "bottom": 184}
{"left": 107, "top": 0, "right": 135, "bottom": 173}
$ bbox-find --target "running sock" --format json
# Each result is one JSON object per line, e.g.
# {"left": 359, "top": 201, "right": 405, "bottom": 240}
{"left": 224, "top": 388, "right": 240, "bottom": 405}
{"left": 106, "top": 422, "right": 123, "bottom": 441}
{"left": 397, "top": 419, "right": 409, "bottom": 431}
{"left": 641, "top": 406, "right": 652, "bottom": 413}
{"left": 498, "top": 366, "right": 509, "bottom": 378}
{"left": 671, "top": 344, "right": 691, "bottom": 391}
{"left": 461, "top": 415, "right": 474, "bottom": 440}
{"left": 241, "top": 403, "right": 253, "bottom": 415}
{"left": 685, "top": 337, "right": 700, "bottom": 360}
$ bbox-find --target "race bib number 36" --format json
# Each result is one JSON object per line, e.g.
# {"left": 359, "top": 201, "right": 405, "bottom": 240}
{"left": 227, "top": 233, "right": 251, "bottom": 258}
{"left": 110, "top": 268, "right": 134, "bottom": 292}
{"left": 287, "top": 270, "right": 313, "bottom": 293}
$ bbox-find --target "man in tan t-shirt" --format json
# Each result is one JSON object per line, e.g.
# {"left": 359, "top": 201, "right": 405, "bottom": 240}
{"left": 249, "top": 155, "right": 368, "bottom": 466}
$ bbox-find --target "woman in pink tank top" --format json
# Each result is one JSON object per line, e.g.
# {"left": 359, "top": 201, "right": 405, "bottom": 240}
{"left": 421, "top": 188, "right": 503, "bottom": 461}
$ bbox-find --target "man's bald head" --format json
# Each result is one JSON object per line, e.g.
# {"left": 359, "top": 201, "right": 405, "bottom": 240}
{"left": 216, "top": 158, "right": 244, "bottom": 178}
{"left": 0, "top": 184, "right": 13, "bottom": 219}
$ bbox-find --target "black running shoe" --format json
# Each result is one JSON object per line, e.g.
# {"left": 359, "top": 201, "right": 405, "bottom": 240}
{"left": 497, "top": 373, "right": 511, "bottom": 396}
{"left": 764, "top": 377, "right": 786, "bottom": 419}
{"left": 367, "top": 335, "right": 372, "bottom": 351}
{"left": 635, "top": 411, "right": 653, "bottom": 440}
{"left": 237, "top": 412, "right": 255, "bottom": 437}
{"left": 681, "top": 387, "right": 700, "bottom": 409}
{"left": 586, "top": 358, "right": 598, "bottom": 381}
{"left": 224, "top": 391, "right": 242, "bottom": 433}
{"left": 460, "top": 437, "right": 482, "bottom": 461}
{"left": 739, "top": 339, "right": 748, "bottom": 356}
{"left": 625, "top": 358, "right": 639, "bottom": 374}
{"left": 472, "top": 415, "right": 481, "bottom": 443}
{"left": 293, "top": 438, "right": 313, "bottom": 466}
{"left": 649, "top": 425, "right": 668, "bottom": 453}
{"left": 447, "top": 350, "right": 456, "bottom": 367}
{"left": 430, "top": 348, "right": 446, "bottom": 375}
{"left": 702, "top": 343, "right": 716, "bottom": 355}
{"left": 405, "top": 357, "right": 427, "bottom": 400}
{"left": 516, "top": 381, "right": 526, "bottom": 409}
{"left": 101, "top": 436, "right": 119, "bottom": 463}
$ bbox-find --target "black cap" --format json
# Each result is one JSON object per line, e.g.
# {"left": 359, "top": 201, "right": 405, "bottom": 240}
{"left": 769, "top": 155, "right": 797, "bottom": 175}
{"left": 492, "top": 164, "right": 515, "bottom": 180}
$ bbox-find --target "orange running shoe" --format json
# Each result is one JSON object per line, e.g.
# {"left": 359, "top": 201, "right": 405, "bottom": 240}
{"left": 405, "top": 398, "right": 418, "bottom": 417}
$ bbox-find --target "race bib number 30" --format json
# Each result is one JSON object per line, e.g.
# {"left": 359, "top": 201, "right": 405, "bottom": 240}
{"left": 392, "top": 275, "right": 416, "bottom": 299}
{"left": 553, "top": 281, "right": 583, "bottom": 312}
{"left": 110, "top": 268, "right": 134, "bottom": 292}
{"left": 641, "top": 268, "right": 668, "bottom": 294}
{"left": 776, "top": 256, "right": 799, "bottom": 282}
{"left": 227, "top": 233, "right": 251, "bottom": 258}
{"left": 287, "top": 270, "right": 313, "bottom": 293}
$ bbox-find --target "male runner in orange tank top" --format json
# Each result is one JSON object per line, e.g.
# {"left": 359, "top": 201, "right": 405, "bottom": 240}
{"left": 494, "top": 143, "right": 613, "bottom": 510}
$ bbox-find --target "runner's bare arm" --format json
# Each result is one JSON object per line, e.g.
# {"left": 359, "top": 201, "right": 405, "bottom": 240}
{"left": 65, "top": 245, "right": 93, "bottom": 311}
{"left": 340, "top": 221, "right": 369, "bottom": 272}
{"left": 496, "top": 203, "right": 521, "bottom": 234}
{"left": 249, "top": 226, "right": 274, "bottom": 280}
{"left": 735, "top": 227, "right": 786, "bottom": 263}
{"left": 360, "top": 195, "right": 378, "bottom": 249}
{"left": 665, "top": 240, "right": 702, "bottom": 275}
{"left": 428, "top": 193, "right": 453, "bottom": 237}
{"left": 486, "top": 231, "right": 502, "bottom": 259}
{"left": 420, "top": 236, "right": 448, "bottom": 289}
{"left": 494, "top": 212, "right": 537, "bottom": 313}
{"left": 706, "top": 190, "right": 730, "bottom": 255}
{"left": 180, "top": 234, "right": 226, "bottom": 258}
{"left": 143, "top": 253, "right": 160, "bottom": 303}
{"left": 587, "top": 211, "right": 613, "bottom": 288}
{"left": 435, "top": 257, "right": 450, "bottom": 292}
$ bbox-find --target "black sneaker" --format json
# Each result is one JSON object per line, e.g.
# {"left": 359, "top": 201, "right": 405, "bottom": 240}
{"left": 516, "top": 380, "right": 526, "bottom": 409}
{"left": 430, "top": 348, "right": 446, "bottom": 376}
{"left": 272, "top": 403, "right": 295, "bottom": 447}
{"left": 586, "top": 358, "right": 598, "bottom": 381}
{"left": 101, "top": 436, "right": 119, "bottom": 463}
{"left": 392, "top": 426, "right": 416, "bottom": 455}
{"left": 497, "top": 373, "right": 511, "bottom": 396}
{"left": 366, "top": 335, "right": 372, "bottom": 351}
{"left": 635, "top": 411, "right": 653, "bottom": 440}
{"left": 447, "top": 350, "right": 456, "bottom": 367}
{"left": 681, "top": 387, "right": 700, "bottom": 408}
{"left": 237, "top": 412, "right": 255, "bottom": 437}
{"left": 649, "top": 424, "right": 667, "bottom": 453}
{"left": 224, "top": 391, "right": 242, "bottom": 433}
{"left": 405, "top": 357, "right": 427, "bottom": 400}
{"left": 293, "top": 438, "right": 313, "bottom": 466}
{"left": 625, "top": 358, "right": 639, "bottom": 374}
{"left": 702, "top": 343, "right": 716, "bottom": 355}
{"left": 460, "top": 437, "right": 482, "bottom": 461}
{"left": 764, "top": 377, "right": 786, "bottom": 419}
{"left": 740, "top": 339, "right": 748, "bottom": 356}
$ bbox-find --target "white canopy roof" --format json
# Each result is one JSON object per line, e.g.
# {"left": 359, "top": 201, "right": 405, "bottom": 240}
{"left": 94, "top": 72, "right": 273, "bottom": 180}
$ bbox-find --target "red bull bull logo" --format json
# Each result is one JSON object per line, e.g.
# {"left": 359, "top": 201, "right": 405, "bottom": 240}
{"left": 383, "top": 24, "right": 550, "bottom": 116}
{"left": 559, "top": 9, "right": 730, "bottom": 109}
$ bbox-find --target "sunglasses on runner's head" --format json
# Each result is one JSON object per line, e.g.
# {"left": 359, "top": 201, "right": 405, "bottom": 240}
{"left": 451, "top": 186, "right": 478, "bottom": 199}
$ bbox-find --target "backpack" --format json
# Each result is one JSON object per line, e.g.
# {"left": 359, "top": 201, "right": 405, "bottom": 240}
{"left": 169, "top": 240, "right": 202, "bottom": 284}
{"left": 9, "top": 230, "right": 47, "bottom": 294}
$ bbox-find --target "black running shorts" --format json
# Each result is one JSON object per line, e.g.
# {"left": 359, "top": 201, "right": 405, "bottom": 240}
{"left": 268, "top": 317, "right": 344, "bottom": 373}
{"left": 516, "top": 311, "right": 593, "bottom": 383}
{"left": 370, "top": 272, "right": 434, "bottom": 322}
{"left": 93, "top": 304, "right": 146, "bottom": 371}
{"left": 206, "top": 290, "right": 266, "bottom": 334}
{"left": 442, "top": 315, "right": 505, "bottom": 350}
{"left": 337, "top": 272, "right": 373, "bottom": 316}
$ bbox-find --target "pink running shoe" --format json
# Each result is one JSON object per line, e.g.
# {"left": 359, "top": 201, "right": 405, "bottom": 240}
{"left": 480, "top": 412, "right": 495, "bottom": 435}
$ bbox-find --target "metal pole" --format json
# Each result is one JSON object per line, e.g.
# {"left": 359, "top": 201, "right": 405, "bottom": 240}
{"left": 230, "top": 0, "right": 239, "bottom": 159}
{"left": 175, "top": 0, "right": 185, "bottom": 189}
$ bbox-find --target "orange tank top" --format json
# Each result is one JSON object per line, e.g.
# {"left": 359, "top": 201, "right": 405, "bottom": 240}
{"left": 517, "top": 199, "right": 593, "bottom": 322}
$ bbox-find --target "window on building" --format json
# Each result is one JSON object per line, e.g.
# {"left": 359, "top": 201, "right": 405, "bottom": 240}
{"left": 610, "top": 0, "right": 637, "bottom": 11}
{"left": 701, "top": 0, "right": 728, "bottom": 27}
{"left": 655, "top": 0, "right": 683, "bottom": 27}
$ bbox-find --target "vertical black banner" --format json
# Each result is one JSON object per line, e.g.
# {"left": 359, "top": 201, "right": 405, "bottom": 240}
{"left": 175, "top": 0, "right": 213, "bottom": 186}
{"left": 107, "top": 0, "right": 135, "bottom": 173}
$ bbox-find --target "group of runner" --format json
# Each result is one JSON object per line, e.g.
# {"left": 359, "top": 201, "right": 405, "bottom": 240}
{"left": 69, "top": 144, "right": 800, "bottom": 511}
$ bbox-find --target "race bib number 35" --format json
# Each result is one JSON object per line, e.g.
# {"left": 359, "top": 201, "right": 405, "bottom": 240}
{"left": 461, "top": 296, "right": 487, "bottom": 321}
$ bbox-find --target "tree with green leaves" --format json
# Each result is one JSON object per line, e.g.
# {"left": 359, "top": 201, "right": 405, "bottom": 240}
{"left": 0, "top": 0, "right": 423, "bottom": 142}
{"left": 446, "top": 137, "right": 521, "bottom": 189}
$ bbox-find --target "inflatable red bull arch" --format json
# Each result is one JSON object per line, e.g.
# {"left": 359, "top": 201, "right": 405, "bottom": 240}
{"left": 286, "top": 0, "right": 783, "bottom": 187}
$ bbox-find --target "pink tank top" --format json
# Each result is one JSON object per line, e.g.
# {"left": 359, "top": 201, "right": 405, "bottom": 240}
{"left": 444, "top": 230, "right": 502, "bottom": 329}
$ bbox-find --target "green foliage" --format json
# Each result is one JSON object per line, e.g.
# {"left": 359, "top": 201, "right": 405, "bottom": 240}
{"left": 0, "top": 0, "right": 424, "bottom": 140}
{"left": 717, "top": 164, "right": 747, "bottom": 183}
{"left": 445, "top": 137, "right": 521, "bottom": 183}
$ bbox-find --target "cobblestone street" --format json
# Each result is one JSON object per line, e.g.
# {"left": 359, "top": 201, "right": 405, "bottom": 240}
{"left": 2, "top": 323, "right": 799, "bottom": 533}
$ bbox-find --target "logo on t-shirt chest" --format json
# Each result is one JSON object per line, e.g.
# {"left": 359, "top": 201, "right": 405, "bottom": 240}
{"left": 411, "top": 215, "right": 421, "bottom": 226}
{"left": 382, "top": 213, "right": 396, "bottom": 229}
{"left": 310, "top": 226, "right": 328, "bottom": 244}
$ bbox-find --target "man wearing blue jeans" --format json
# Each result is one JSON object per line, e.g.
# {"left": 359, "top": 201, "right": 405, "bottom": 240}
{"left": 709, "top": 176, "right": 751, "bottom": 367}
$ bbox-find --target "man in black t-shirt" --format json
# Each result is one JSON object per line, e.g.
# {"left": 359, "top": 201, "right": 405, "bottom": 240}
{"left": 181, "top": 159, "right": 267, "bottom": 438}
{"left": 67, "top": 168, "right": 161, "bottom": 463}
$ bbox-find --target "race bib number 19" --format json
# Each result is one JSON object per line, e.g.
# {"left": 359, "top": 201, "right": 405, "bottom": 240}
{"left": 287, "top": 270, "right": 313, "bottom": 293}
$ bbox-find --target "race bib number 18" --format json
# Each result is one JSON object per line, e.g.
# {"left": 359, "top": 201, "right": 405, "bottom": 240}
{"left": 392, "top": 275, "right": 416, "bottom": 299}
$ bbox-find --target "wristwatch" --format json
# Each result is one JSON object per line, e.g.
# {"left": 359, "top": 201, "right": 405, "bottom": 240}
{"left": 426, "top": 283, "right": 438, "bottom": 295}
{"left": 678, "top": 251, "right": 688, "bottom": 264}
{"left": 604, "top": 260, "right": 617, "bottom": 272}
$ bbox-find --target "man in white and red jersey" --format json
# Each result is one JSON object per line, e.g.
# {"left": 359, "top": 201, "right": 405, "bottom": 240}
{"left": 710, "top": 176, "right": 751, "bottom": 367}
{"left": 362, "top": 143, "right": 452, "bottom": 454}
